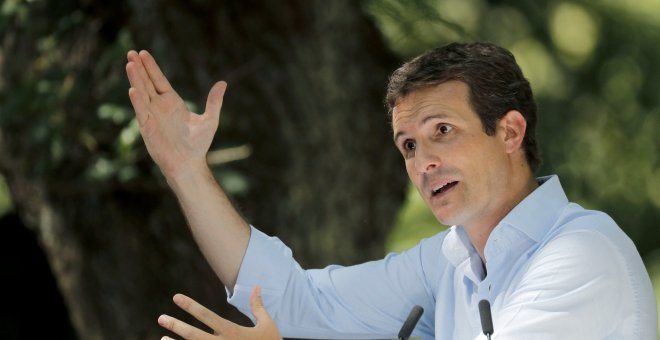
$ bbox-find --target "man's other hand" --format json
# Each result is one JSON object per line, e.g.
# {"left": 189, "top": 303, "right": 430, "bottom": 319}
{"left": 158, "top": 285, "right": 282, "bottom": 340}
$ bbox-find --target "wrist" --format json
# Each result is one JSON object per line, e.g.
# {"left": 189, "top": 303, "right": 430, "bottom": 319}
{"left": 165, "top": 160, "right": 213, "bottom": 193}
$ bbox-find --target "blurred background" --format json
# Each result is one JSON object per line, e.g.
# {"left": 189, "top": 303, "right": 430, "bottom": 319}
{"left": 0, "top": 0, "right": 658, "bottom": 339}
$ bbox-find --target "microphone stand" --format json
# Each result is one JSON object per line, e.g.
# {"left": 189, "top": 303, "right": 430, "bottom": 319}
{"left": 478, "top": 299, "right": 494, "bottom": 340}
{"left": 398, "top": 305, "right": 424, "bottom": 340}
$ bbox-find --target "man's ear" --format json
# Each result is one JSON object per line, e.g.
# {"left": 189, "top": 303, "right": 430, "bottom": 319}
{"left": 499, "top": 110, "right": 527, "bottom": 154}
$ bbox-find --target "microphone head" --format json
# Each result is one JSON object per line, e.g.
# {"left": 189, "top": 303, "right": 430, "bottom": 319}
{"left": 478, "top": 299, "right": 494, "bottom": 336}
{"left": 398, "top": 305, "right": 424, "bottom": 340}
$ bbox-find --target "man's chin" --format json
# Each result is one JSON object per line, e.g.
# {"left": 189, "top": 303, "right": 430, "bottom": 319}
{"left": 432, "top": 211, "right": 456, "bottom": 227}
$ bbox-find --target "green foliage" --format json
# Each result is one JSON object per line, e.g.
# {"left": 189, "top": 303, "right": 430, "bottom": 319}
{"left": 647, "top": 252, "right": 660, "bottom": 337}
{"left": 0, "top": 0, "right": 145, "bottom": 185}
{"left": 0, "top": 0, "right": 256, "bottom": 197}
{"left": 0, "top": 175, "right": 12, "bottom": 217}
{"left": 386, "top": 182, "right": 446, "bottom": 253}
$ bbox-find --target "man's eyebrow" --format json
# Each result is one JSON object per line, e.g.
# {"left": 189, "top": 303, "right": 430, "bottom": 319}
{"left": 392, "top": 113, "right": 451, "bottom": 143}
{"left": 393, "top": 130, "right": 405, "bottom": 143}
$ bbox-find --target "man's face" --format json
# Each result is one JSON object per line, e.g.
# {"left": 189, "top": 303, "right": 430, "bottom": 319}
{"left": 392, "top": 81, "right": 514, "bottom": 229}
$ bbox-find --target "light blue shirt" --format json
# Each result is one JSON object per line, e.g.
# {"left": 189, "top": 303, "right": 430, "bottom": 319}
{"left": 227, "top": 176, "right": 657, "bottom": 339}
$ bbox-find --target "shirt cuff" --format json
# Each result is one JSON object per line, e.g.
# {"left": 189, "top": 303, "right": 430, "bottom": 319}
{"left": 225, "top": 225, "right": 294, "bottom": 319}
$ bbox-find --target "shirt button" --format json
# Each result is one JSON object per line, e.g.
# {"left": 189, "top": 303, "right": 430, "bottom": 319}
{"left": 488, "top": 284, "right": 492, "bottom": 291}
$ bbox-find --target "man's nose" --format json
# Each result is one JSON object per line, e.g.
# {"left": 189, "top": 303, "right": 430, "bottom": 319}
{"left": 414, "top": 145, "right": 440, "bottom": 174}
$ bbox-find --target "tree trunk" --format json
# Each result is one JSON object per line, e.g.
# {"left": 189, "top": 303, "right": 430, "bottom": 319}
{"left": 128, "top": 0, "right": 407, "bottom": 266}
{"left": 0, "top": 0, "right": 406, "bottom": 339}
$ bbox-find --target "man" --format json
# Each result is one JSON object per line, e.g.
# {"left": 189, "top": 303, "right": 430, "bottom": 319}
{"left": 126, "top": 43, "right": 657, "bottom": 339}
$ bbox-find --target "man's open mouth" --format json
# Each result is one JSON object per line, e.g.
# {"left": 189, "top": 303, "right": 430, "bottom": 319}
{"left": 431, "top": 181, "right": 458, "bottom": 197}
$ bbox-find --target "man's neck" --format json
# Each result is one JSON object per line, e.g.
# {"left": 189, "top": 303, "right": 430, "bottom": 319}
{"left": 466, "top": 175, "right": 539, "bottom": 264}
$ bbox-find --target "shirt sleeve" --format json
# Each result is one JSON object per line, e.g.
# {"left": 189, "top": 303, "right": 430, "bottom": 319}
{"left": 490, "top": 230, "right": 638, "bottom": 340}
{"left": 227, "top": 225, "right": 444, "bottom": 339}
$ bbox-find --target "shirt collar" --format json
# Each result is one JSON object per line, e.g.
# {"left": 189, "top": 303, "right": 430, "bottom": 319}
{"left": 441, "top": 175, "right": 569, "bottom": 267}
{"left": 442, "top": 225, "right": 475, "bottom": 267}
{"left": 495, "top": 175, "right": 568, "bottom": 242}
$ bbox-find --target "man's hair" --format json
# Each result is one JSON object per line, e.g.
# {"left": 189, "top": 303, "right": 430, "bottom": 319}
{"left": 386, "top": 42, "right": 541, "bottom": 173}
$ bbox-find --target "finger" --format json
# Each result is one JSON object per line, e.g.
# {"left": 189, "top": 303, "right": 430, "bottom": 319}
{"left": 135, "top": 56, "right": 159, "bottom": 99}
{"left": 204, "top": 81, "right": 227, "bottom": 123}
{"left": 139, "top": 50, "right": 173, "bottom": 94}
{"left": 127, "top": 50, "right": 140, "bottom": 62}
{"left": 158, "top": 314, "right": 213, "bottom": 340}
{"left": 173, "top": 293, "right": 235, "bottom": 332}
{"left": 126, "top": 61, "right": 151, "bottom": 100}
{"left": 126, "top": 57, "right": 158, "bottom": 100}
{"left": 128, "top": 87, "right": 150, "bottom": 127}
{"left": 249, "top": 285, "right": 273, "bottom": 324}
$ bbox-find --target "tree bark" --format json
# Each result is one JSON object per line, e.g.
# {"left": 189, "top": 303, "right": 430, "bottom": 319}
{"left": 0, "top": 0, "right": 406, "bottom": 339}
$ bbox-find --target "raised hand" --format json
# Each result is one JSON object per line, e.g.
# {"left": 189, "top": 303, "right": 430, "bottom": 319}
{"left": 158, "top": 286, "right": 282, "bottom": 340}
{"left": 125, "top": 50, "right": 227, "bottom": 180}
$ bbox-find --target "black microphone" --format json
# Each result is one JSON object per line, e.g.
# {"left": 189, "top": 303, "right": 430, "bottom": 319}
{"left": 478, "top": 299, "right": 494, "bottom": 340}
{"left": 398, "top": 305, "right": 424, "bottom": 340}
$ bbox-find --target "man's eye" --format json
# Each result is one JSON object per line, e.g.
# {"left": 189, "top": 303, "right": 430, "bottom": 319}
{"left": 404, "top": 140, "right": 416, "bottom": 151}
{"left": 439, "top": 125, "right": 453, "bottom": 134}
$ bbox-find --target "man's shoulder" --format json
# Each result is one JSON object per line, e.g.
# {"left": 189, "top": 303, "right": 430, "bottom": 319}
{"left": 538, "top": 202, "right": 643, "bottom": 273}
{"left": 550, "top": 202, "right": 629, "bottom": 245}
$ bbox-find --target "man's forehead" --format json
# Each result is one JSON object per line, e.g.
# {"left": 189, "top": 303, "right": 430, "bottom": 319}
{"left": 391, "top": 97, "right": 440, "bottom": 142}
{"left": 391, "top": 88, "right": 433, "bottom": 122}
{"left": 392, "top": 81, "right": 469, "bottom": 123}
{"left": 391, "top": 98, "right": 414, "bottom": 122}
{"left": 392, "top": 80, "right": 469, "bottom": 117}
{"left": 392, "top": 99, "right": 425, "bottom": 126}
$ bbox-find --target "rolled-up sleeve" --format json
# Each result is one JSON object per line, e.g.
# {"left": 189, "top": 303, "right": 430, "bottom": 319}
{"left": 227, "top": 225, "right": 444, "bottom": 339}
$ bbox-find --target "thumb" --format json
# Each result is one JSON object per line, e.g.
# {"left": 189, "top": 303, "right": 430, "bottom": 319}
{"left": 204, "top": 81, "right": 227, "bottom": 122}
{"left": 249, "top": 285, "right": 273, "bottom": 324}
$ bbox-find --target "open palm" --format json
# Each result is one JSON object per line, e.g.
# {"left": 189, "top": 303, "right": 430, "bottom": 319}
{"left": 158, "top": 286, "right": 282, "bottom": 340}
{"left": 125, "top": 50, "right": 227, "bottom": 179}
